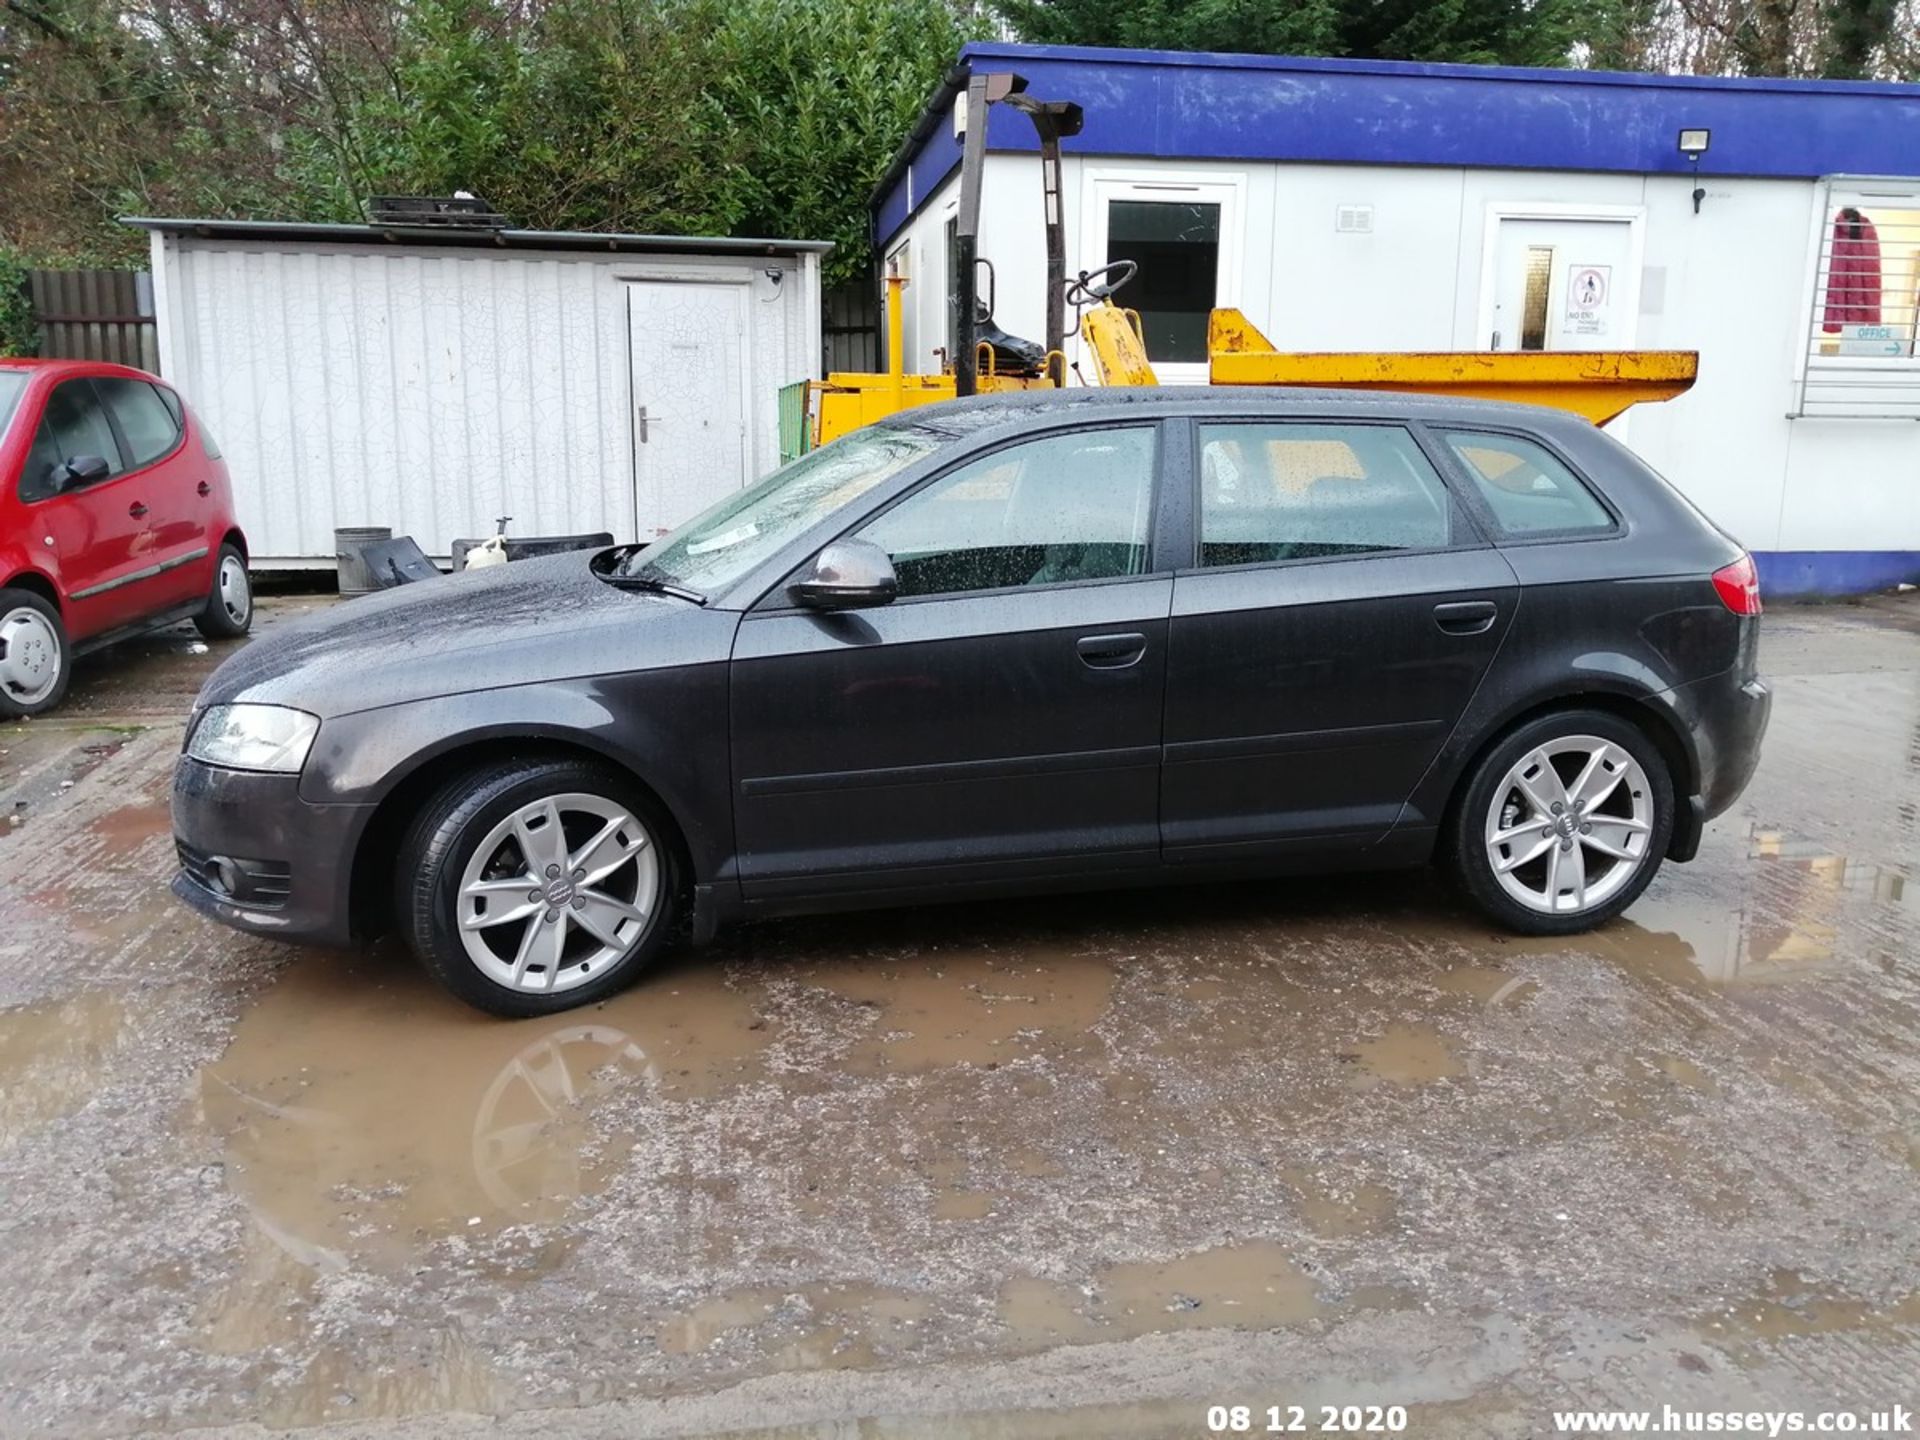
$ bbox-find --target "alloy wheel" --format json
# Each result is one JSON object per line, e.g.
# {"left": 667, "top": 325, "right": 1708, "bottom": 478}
{"left": 456, "top": 792, "right": 660, "bottom": 994}
{"left": 0, "top": 606, "right": 61, "bottom": 706}
{"left": 1483, "top": 735, "right": 1654, "bottom": 916}
{"left": 218, "top": 554, "right": 252, "bottom": 627}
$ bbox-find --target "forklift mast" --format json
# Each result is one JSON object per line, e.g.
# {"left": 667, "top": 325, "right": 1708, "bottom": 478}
{"left": 952, "top": 72, "right": 1083, "bottom": 397}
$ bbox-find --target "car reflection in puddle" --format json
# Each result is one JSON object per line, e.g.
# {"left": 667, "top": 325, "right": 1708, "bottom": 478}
{"left": 197, "top": 947, "right": 773, "bottom": 1271}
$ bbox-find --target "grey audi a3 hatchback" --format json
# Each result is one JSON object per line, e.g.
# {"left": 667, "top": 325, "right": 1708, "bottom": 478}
{"left": 172, "top": 388, "right": 1769, "bottom": 1016}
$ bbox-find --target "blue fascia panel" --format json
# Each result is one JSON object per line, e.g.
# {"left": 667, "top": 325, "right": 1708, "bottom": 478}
{"left": 877, "top": 40, "right": 1920, "bottom": 242}
{"left": 1753, "top": 550, "right": 1920, "bottom": 598}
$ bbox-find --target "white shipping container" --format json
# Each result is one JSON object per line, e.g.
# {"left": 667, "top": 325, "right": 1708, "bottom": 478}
{"left": 135, "top": 221, "right": 829, "bottom": 566}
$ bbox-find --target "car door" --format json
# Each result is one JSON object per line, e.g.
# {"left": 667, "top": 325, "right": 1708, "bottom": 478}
{"left": 729, "top": 422, "right": 1171, "bottom": 899}
{"left": 16, "top": 379, "right": 168, "bottom": 639}
{"left": 1162, "top": 417, "right": 1518, "bottom": 860}
{"left": 93, "top": 376, "right": 207, "bottom": 607}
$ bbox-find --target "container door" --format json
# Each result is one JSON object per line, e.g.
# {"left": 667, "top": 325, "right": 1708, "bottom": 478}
{"left": 1486, "top": 217, "right": 1639, "bottom": 353}
{"left": 626, "top": 282, "right": 749, "bottom": 540}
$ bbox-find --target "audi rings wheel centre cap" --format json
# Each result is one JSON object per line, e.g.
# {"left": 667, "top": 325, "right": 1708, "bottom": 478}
{"left": 544, "top": 877, "right": 577, "bottom": 907}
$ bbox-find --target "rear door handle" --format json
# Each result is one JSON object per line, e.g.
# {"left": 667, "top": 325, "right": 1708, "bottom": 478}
{"left": 196, "top": 481, "right": 211, "bottom": 497}
{"left": 1433, "top": 600, "right": 1498, "bottom": 636}
{"left": 128, "top": 502, "right": 149, "bottom": 519}
{"left": 1076, "top": 632, "right": 1148, "bottom": 670}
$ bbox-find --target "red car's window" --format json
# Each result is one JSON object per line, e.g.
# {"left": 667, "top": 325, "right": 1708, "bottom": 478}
{"left": 22, "top": 380, "right": 123, "bottom": 503}
{"left": 96, "top": 378, "right": 183, "bottom": 469}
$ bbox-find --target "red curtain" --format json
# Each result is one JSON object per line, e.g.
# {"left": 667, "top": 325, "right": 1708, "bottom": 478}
{"left": 1823, "top": 208, "right": 1883, "bottom": 333}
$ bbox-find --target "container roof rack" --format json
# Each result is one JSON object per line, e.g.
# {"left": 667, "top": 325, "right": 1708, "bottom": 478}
{"left": 365, "top": 195, "right": 509, "bottom": 230}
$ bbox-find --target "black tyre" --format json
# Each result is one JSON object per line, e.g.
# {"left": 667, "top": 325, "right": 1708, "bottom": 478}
{"left": 0, "top": 587, "right": 73, "bottom": 718}
{"left": 396, "top": 756, "right": 682, "bottom": 1017}
{"left": 194, "top": 544, "right": 253, "bottom": 639}
{"left": 1445, "top": 708, "right": 1674, "bottom": 935}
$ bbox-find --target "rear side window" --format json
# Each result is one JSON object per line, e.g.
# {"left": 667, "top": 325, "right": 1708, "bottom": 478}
{"left": 96, "top": 377, "right": 184, "bottom": 469}
{"left": 22, "top": 380, "right": 122, "bottom": 502}
{"left": 859, "top": 426, "right": 1157, "bottom": 598}
{"left": 1196, "top": 422, "right": 1453, "bottom": 567}
{"left": 1439, "top": 430, "right": 1614, "bottom": 537}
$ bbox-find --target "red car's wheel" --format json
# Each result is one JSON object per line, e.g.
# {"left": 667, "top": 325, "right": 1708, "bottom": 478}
{"left": 0, "top": 587, "right": 72, "bottom": 718}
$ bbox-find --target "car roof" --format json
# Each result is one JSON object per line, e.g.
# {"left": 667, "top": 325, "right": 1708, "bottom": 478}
{"left": 879, "top": 384, "right": 1592, "bottom": 440}
{"left": 0, "top": 358, "right": 164, "bottom": 383}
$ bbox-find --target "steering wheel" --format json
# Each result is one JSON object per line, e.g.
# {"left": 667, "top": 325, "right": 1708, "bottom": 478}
{"left": 1066, "top": 260, "right": 1139, "bottom": 306}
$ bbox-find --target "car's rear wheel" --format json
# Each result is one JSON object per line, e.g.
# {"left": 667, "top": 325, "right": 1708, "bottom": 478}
{"left": 396, "top": 757, "right": 680, "bottom": 1016}
{"left": 0, "top": 588, "right": 72, "bottom": 718}
{"left": 1446, "top": 708, "right": 1674, "bottom": 934}
{"left": 194, "top": 544, "right": 253, "bottom": 639}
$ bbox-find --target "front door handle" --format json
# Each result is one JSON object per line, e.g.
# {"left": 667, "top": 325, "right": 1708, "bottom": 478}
{"left": 638, "top": 405, "right": 663, "bottom": 444}
{"left": 128, "top": 501, "right": 149, "bottom": 519}
{"left": 1433, "top": 600, "right": 1498, "bottom": 636}
{"left": 1076, "top": 632, "right": 1148, "bottom": 670}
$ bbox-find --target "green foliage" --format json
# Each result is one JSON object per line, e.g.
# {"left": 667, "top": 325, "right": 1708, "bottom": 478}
{"left": 291, "top": 0, "right": 980, "bottom": 282}
{"left": 0, "top": 250, "right": 37, "bottom": 358}
{"left": 993, "top": 0, "right": 1585, "bottom": 65}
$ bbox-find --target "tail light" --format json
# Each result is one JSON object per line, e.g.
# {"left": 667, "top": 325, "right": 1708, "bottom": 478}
{"left": 1711, "top": 554, "right": 1762, "bottom": 616}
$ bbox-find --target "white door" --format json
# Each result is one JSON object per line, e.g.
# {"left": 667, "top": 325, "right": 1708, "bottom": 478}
{"left": 627, "top": 282, "right": 749, "bottom": 538}
{"left": 1486, "top": 218, "right": 1639, "bottom": 352}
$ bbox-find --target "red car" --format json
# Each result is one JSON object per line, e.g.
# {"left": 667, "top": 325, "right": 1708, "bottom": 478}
{"left": 0, "top": 359, "right": 251, "bottom": 716}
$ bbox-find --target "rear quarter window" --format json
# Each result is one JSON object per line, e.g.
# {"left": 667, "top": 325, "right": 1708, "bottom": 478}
{"left": 1439, "top": 430, "right": 1615, "bottom": 538}
{"left": 95, "top": 377, "right": 184, "bottom": 469}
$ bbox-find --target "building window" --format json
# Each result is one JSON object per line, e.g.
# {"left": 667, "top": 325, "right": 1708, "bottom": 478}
{"left": 1797, "top": 179, "right": 1920, "bottom": 419}
{"left": 1519, "top": 247, "right": 1554, "bottom": 352}
{"left": 1106, "top": 200, "right": 1221, "bottom": 365}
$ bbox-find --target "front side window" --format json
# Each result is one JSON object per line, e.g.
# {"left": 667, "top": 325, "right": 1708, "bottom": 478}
{"left": 1196, "top": 423, "right": 1453, "bottom": 567}
{"left": 22, "top": 380, "right": 122, "bottom": 503}
{"left": 1440, "top": 430, "right": 1614, "bottom": 537}
{"left": 96, "top": 378, "right": 183, "bottom": 469}
{"left": 859, "top": 426, "right": 1157, "bottom": 598}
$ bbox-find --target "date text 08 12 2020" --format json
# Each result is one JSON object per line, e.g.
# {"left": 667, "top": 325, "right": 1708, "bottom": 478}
{"left": 1207, "top": 1404, "right": 1410, "bottom": 1433}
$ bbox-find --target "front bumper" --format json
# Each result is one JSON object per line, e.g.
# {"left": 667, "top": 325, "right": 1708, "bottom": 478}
{"left": 170, "top": 757, "right": 369, "bottom": 947}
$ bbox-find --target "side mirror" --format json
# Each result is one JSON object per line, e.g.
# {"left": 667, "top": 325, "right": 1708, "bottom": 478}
{"left": 54, "top": 455, "right": 112, "bottom": 489}
{"left": 787, "top": 538, "right": 898, "bottom": 610}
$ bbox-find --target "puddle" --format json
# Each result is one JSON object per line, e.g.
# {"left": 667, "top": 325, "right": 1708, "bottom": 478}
{"left": 200, "top": 948, "right": 772, "bottom": 1269}
{"left": 1343, "top": 1023, "right": 1463, "bottom": 1086}
{"left": 1698, "top": 1270, "right": 1920, "bottom": 1346}
{"left": 813, "top": 945, "right": 1114, "bottom": 1072}
{"left": 656, "top": 1282, "right": 931, "bottom": 1365}
{"left": 92, "top": 799, "right": 172, "bottom": 854}
{"left": 0, "top": 990, "right": 127, "bottom": 1146}
{"left": 999, "top": 1240, "right": 1322, "bottom": 1344}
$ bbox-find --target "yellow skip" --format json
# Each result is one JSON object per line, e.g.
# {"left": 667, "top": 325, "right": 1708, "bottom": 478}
{"left": 1204, "top": 310, "right": 1697, "bottom": 425}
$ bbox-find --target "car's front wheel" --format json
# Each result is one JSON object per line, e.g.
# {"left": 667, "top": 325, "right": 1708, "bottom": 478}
{"left": 396, "top": 757, "right": 680, "bottom": 1016}
{"left": 0, "top": 587, "right": 72, "bottom": 718}
{"left": 1447, "top": 708, "right": 1674, "bottom": 934}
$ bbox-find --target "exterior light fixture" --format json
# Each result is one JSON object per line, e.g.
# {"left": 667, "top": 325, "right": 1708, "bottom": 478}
{"left": 1678, "top": 128, "right": 1711, "bottom": 214}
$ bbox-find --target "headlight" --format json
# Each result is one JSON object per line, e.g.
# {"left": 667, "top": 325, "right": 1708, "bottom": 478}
{"left": 186, "top": 704, "right": 319, "bottom": 773}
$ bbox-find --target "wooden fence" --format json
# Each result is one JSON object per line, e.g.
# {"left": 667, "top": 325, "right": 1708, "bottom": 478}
{"left": 27, "top": 268, "right": 158, "bottom": 370}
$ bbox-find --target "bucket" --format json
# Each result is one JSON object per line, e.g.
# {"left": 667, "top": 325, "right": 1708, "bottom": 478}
{"left": 334, "top": 526, "right": 393, "bottom": 598}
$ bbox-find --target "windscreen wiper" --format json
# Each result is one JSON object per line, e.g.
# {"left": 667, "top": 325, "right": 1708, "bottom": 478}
{"left": 604, "top": 570, "right": 708, "bottom": 605}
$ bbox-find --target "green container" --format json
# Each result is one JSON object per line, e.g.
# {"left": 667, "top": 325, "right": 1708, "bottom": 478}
{"left": 777, "top": 380, "right": 812, "bottom": 466}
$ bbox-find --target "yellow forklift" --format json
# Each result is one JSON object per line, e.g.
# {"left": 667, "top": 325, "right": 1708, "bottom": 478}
{"left": 792, "top": 72, "right": 1699, "bottom": 452}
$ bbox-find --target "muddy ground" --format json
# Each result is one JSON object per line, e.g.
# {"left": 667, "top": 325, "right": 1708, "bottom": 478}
{"left": 0, "top": 596, "right": 1915, "bottom": 1440}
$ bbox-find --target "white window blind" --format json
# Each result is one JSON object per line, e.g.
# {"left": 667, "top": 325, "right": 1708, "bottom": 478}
{"left": 1795, "top": 176, "right": 1920, "bottom": 419}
